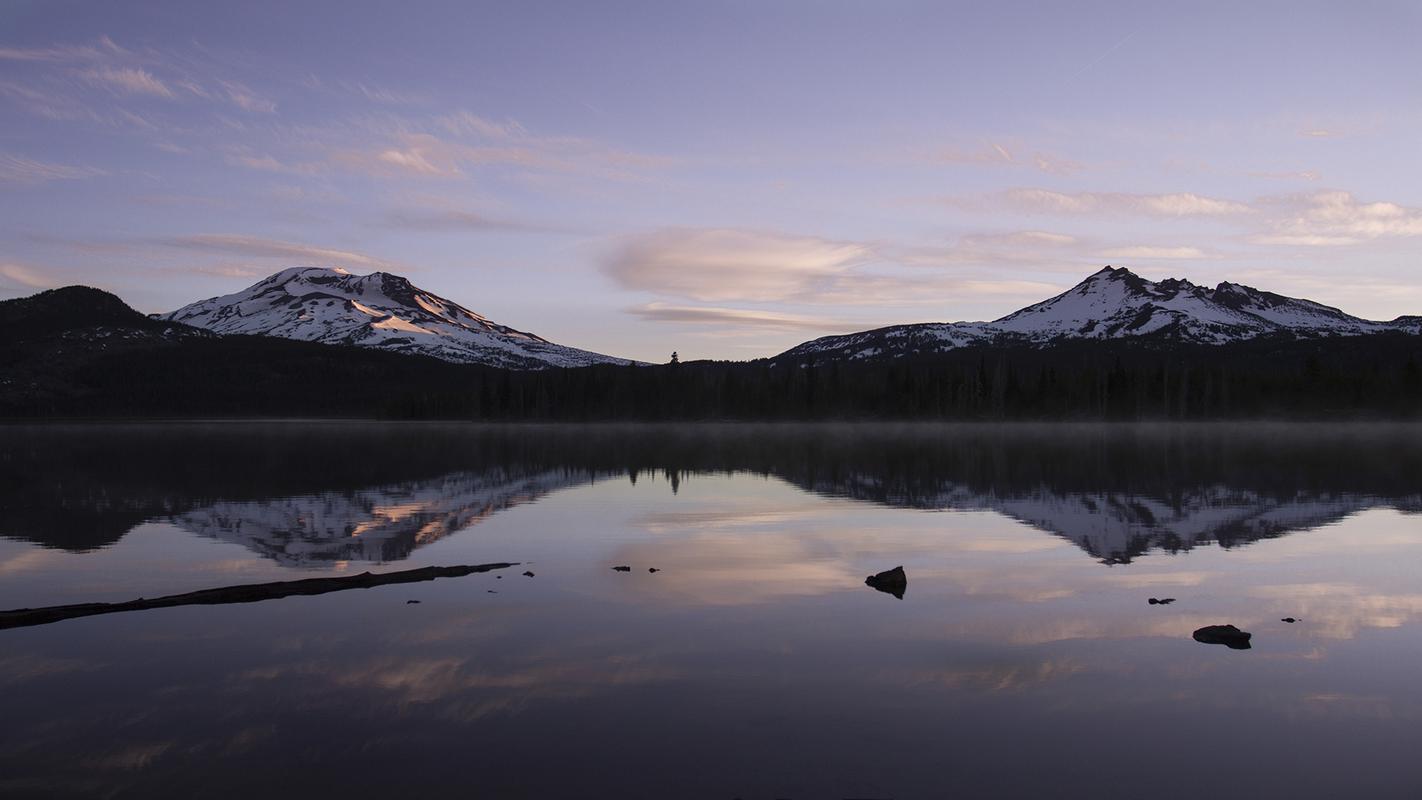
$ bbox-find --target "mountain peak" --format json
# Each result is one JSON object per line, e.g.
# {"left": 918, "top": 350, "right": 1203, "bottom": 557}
{"left": 158, "top": 267, "right": 632, "bottom": 369}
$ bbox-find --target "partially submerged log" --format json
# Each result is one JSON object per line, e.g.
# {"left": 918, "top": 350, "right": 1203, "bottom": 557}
{"left": 0, "top": 562, "right": 518, "bottom": 631}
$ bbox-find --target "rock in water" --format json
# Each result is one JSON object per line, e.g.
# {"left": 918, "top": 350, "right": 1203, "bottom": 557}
{"left": 648, "top": 568, "right": 661, "bottom": 573}
{"left": 1148, "top": 597, "right": 1176, "bottom": 605}
{"left": 523, "top": 571, "right": 535, "bottom": 577}
{"left": 865, "top": 566, "right": 908, "bottom": 599}
{"left": 1281, "top": 617, "right": 1297, "bottom": 623}
{"left": 1193, "top": 624, "right": 1252, "bottom": 649}
{"left": 612, "top": 565, "right": 632, "bottom": 572}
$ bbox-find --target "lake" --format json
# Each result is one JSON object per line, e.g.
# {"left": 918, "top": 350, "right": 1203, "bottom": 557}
{"left": 2, "top": 422, "right": 1421, "bottom": 799}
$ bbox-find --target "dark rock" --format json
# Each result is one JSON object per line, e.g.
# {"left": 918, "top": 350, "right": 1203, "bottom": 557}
{"left": 1148, "top": 597, "right": 1176, "bottom": 605}
{"left": 1281, "top": 617, "right": 1297, "bottom": 623}
{"left": 1193, "top": 624, "right": 1252, "bottom": 649}
{"left": 496, "top": 575, "right": 502, "bottom": 579}
{"left": 612, "top": 565, "right": 631, "bottom": 572}
{"left": 406, "top": 600, "right": 421, "bottom": 604}
{"left": 487, "top": 589, "right": 498, "bottom": 594}
{"left": 522, "top": 571, "right": 535, "bottom": 577}
{"left": 648, "top": 568, "right": 660, "bottom": 573}
{"left": 865, "top": 566, "right": 908, "bottom": 599}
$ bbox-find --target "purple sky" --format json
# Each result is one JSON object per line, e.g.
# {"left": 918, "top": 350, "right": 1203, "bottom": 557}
{"left": 2, "top": 0, "right": 1420, "bottom": 361}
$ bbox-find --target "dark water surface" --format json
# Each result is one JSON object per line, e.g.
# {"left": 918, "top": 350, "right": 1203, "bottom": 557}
{"left": 2, "top": 422, "right": 1421, "bottom": 799}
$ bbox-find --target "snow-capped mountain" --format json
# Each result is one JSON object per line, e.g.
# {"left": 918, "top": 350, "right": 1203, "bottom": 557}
{"left": 156, "top": 267, "right": 631, "bottom": 369}
{"left": 777, "top": 266, "right": 1420, "bottom": 363}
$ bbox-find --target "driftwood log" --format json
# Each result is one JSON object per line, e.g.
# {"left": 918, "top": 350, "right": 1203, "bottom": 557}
{"left": 0, "top": 562, "right": 518, "bottom": 631}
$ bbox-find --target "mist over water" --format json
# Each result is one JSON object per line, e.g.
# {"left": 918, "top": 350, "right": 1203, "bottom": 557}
{"left": 2, "top": 423, "right": 1421, "bottom": 798}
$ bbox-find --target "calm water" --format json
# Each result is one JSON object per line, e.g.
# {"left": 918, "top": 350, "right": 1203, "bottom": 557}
{"left": 2, "top": 422, "right": 1421, "bottom": 799}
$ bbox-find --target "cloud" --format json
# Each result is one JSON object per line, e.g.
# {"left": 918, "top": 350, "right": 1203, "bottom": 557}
{"left": 334, "top": 118, "right": 672, "bottom": 182}
{"left": 1253, "top": 191, "right": 1422, "bottom": 246}
{"left": 79, "top": 66, "right": 174, "bottom": 98}
{"left": 437, "top": 111, "right": 530, "bottom": 140}
{"left": 0, "top": 263, "right": 56, "bottom": 290}
{"left": 1250, "top": 169, "right": 1321, "bottom": 181}
{"left": 223, "top": 151, "right": 322, "bottom": 175}
{"left": 626, "top": 303, "right": 878, "bottom": 333}
{"left": 997, "top": 189, "right": 1252, "bottom": 217}
{"left": 0, "top": 37, "right": 126, "bottom": 63}
{"left": 147, "top": 235, "right": 393, "bottom": 270}
{"left": 957, "top": 230, "right": 1078, "bottom": 248}
{"left": 603, "top": 228, "right": 872, "bottom": 303}
{"left": 1097, "top": 246, "right": 1207, "bottom": 259}
{"left": 372, "top": 139, "right": 454, "bottom": 176}
{"left": 219, "top": 80, "right": 276, "bottom": 113}
{"left": 0, "top": 153, "right": 105, "bottom": 184}
{"left": 932, "top": 142, "right": 1084, "bottom": 175}
{"left": 383, "top": 208, "right": 556, "bottom": 233}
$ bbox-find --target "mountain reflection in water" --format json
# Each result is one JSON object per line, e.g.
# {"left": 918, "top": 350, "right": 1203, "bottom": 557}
{"left": 2, "top": 422, "right": 1418, "bottom": 566}
{"left": 3, "top": 423, "right": 1422, "bottom": 799}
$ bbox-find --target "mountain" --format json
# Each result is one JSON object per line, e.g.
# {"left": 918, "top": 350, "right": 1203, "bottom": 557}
{"left": 0, "top": 284, "right": 509, "bottom": 417}
{"left": 0, "top": 285, "right": 204, "bottom": 343}
{"left": 156, "top": 266, "right": 631, "bottom": 369}
{"left": 777, "top": 266, "right": 1420, "bottom": 363}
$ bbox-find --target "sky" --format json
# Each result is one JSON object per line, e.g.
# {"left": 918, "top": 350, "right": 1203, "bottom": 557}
{"left": 1, "top": 0, "right": 1420, "bottom": 362}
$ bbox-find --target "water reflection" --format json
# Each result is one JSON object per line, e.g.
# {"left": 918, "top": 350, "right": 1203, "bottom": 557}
{"left": 164, "top": 470, "right": 579, "bottom": 565}
{"left": 3, "top": 422, "right": 1419, "bottom": 566}
{"left": 2, "top": 423, "right": 1422, "bottom": 798}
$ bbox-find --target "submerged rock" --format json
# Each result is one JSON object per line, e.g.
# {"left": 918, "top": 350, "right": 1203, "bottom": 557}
{"left": 612, "top": 565, "right": 631, "bottom": 572}
{"left": 1193, "top": 624, "right": 1252, "bottom": 649}
{"left": 865, "top": 566, "right": 908, "bottom": 599}
{"left": 406, "top": 600, "right": 421, "bottom": 604}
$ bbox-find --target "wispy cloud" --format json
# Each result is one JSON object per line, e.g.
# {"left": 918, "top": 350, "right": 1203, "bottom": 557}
{"left": 147, "top": 234, "right": 394, "bottom": 270}
{"left": 1253, "top": 191, "right": 1422, "bottom": 246}
{"left": 219, "top": 80, "right": 275, "bottom": 113}
{"left": 1097, "top": 245, "right": 1208, "bottom": 259}
{"left": 0, "top": 153, "right": 105, "bottom": 184}
{"left": 996, "top": 188, "right": 1253, "bottom": 217}
{"left": 79, "top": 66, "right": 174, "bottom": 98}
{"left": 957, "top": 230, "right": 1078, "bottom": 248}
{"left": 383, "top": 208, "right": 560, "bottom": 233}
{"left": 626, "top": 303, "right": 877, "bottom": 333}
{"left": 1250, "top": 169, "right": 1321, "bottom": 181}
{"left": 0, "top": 262, "right": 56, "bottom": 290}
{"left": 603, "top": 228, "right": 871, "bottom": 303}
{"left": 223, "top": 150, "right": 322, "bottom": 175}
{"left": 334, "top": 118, "right": 672, "bottom": 182}
{"left": 0, "top": 37, "right": 126, "bottom": 63}
{"left": 931, "top": 142, "right": 1084, "bottom": 175}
